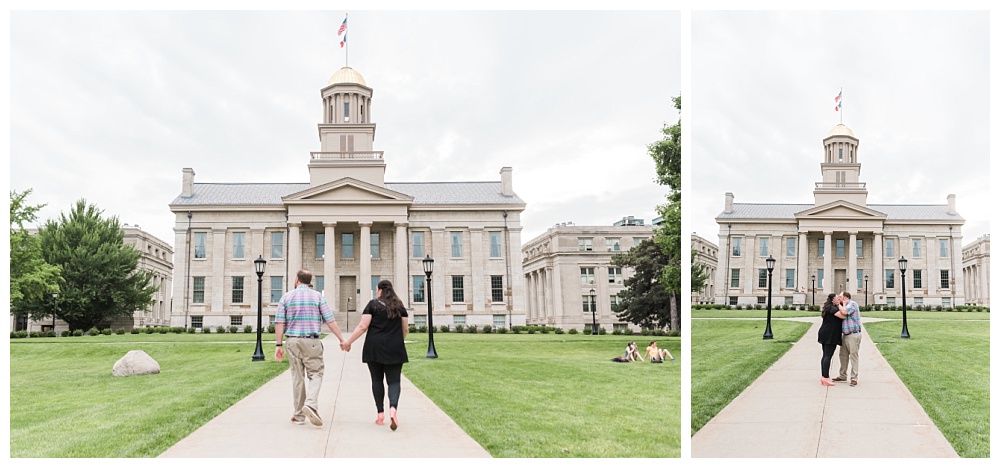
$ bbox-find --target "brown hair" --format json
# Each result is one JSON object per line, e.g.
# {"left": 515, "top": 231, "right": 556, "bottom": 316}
{"left": 377, "top": 279, "right": 405, "bottom": 319}
{"left": 297, "top": 269, "right": 313, "bottom": 285}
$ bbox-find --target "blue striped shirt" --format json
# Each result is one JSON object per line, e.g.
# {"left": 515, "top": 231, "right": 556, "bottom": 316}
{"left": 275, "top": 285, "right": 334, "bottom": 337}
{"left": 841, "top": 300, "right": 861, "bottom": 335}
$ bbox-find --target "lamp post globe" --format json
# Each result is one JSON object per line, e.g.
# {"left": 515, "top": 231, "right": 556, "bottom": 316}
{"left": 51, "top": 292, "right": 58, "bottom": 334}
{"left": 899, "top": 256, "right": 909, "bottom": 339}
{"left": 590, "top": 288, "right": 597, "bottom": 335}
{"left": 763, "top": 255, "right": 775, "bottom": 340}
{"left": 252, "top": 256, "right": 267, "bottom": 361}
{"left": 423, "top": 256, "right": 437, "bottom": 358}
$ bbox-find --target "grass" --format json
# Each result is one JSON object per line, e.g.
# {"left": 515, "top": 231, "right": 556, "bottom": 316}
{"left": 863, "top": 310, "right": 990, "bottom": 321}
{"left": 401, "top": 333, "right": 680, "bottom": 457}
{"left": 690, "top": 319, "right": 811, "bottom": 433}
{"left": 865, "top": 320, "right": 990, "bottom": 458}
{"left": 692, "top": 308, "right": 818, "bottom": 319}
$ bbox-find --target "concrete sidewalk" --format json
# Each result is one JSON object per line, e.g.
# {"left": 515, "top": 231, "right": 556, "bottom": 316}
{"left": 159, "top": 335, "right": 490, "bottom": 458}
{"left": 692, "top": 317, "right": 958, "bottom": 458}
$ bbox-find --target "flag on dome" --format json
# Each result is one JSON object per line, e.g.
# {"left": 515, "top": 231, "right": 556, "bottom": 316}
{"left": 340, "top": 34, "right": 347, "bottom": 48}
{"left": 338, "top": 17, "right": 347, "bottom": 35}
{"left": 835, "top": 89, "right": 842, "bottom": 111}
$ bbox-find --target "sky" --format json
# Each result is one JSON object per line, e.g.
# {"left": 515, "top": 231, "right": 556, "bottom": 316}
{"left": 690, "top": 11, "right": 991, "bottom": 249}
{"left": 9, "top": 10, "right": 680, "bottom": 247}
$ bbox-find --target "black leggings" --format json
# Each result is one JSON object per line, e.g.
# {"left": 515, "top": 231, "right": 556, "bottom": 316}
{"left": 820, "top": 344, "right": 838, "bottom": 378}
{"left": 367, "top": 362, "right": 404, "bottom": 413}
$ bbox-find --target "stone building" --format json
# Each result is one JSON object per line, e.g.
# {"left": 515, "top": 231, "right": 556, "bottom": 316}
{"left": 521, "top": 219, "right": 655, "bottom": 332}
{"left": 691, "top": 232, "right": 718, "bottom": 305}
{"left": 713, "top": 124, "right": 965, "bottom": 308}
{"left": 168, "top": 67, "right": 526, "bottom": 331}
{"left": 962, "top": 234, "right": 990, "bottom": 306}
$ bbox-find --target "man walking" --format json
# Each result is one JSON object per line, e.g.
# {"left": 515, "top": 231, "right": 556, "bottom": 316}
{"left": 275, "top": 269, "right": 346, "bottom": 426}
{"left": 834, "top": 291, "right": 862, "bottom": 386}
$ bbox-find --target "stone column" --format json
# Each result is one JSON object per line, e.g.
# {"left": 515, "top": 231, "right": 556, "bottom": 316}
{"left": 324, "top": 223, "right": 337, "bottom": 311}
{"left": 873, "top": 232, "right": 883, "bottom": 296}
{"left": 288, "top": 223, "right": 301, "bottom": 291}
{"left": 797, "top": 231, "right": 808, "bottom": 296}
{"left": 823, "top": 232, "right": 833, "bottom": 294}
{"left": 848, "top": 231, "right": 858, "bottom": 294}
{"left": 211, "top": 228, "right": 226, "bottom": 312}
{"left": 952, "top": 233, "right": 964, "bottom": 303}
{"left": 430, "top": 229, "right": 446, "bottom": 314}
{"left": 743, "top": 236, "right": 755, "bottom": 296}
{"left": 395, "top": 223, "right": 409, "bottom": 309}
{"left": 359, "top": 222, "right": 372, "bottom": 306}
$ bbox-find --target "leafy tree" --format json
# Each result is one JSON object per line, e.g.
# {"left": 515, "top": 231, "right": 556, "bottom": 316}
{"left": 26, "top": 199, "right": 156, "bottom": 330}
{"left": 9, "top": 189, "right": 62, "bottom": 309}
{"left": 611, "top": 239, "right": 671, "bottom": 330}
{"left": 650, "top": 96, "right": 682, "bottom": 332}
{"left": 690, "top": 249, "right": 709, "bottom": 296}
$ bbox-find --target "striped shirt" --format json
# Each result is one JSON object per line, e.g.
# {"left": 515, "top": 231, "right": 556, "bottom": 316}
{"left": 275, "top": 285, "right": 334, "bottom": 337}
{"left": 841, "top": 300, "right": 862, "bottom": 335}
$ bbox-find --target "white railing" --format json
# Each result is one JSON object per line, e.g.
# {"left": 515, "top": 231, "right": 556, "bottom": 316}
{"left": 310, "top": 151, "right": 384, "bottom": 160}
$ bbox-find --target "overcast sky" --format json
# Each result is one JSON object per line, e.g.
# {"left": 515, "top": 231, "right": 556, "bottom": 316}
{"left": 9, "top": 10, "right": 680, "bottom": 247}
{"left": 690, "top": 11, "right": 990, "bottom": 249}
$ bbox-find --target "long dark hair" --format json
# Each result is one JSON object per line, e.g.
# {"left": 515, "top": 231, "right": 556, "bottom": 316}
{"left": 821, "top": 293, "right": 836, "bottom": 318}
{"left": 377, "top": 279, "right": 404, "bottom": 319}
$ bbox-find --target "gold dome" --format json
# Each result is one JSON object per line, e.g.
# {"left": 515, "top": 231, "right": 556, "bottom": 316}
{"left": 328, "top": 67, "right": 366, "bottom": 86}
{"left": 826, "top": 123, "right": 855, "bottom": 138}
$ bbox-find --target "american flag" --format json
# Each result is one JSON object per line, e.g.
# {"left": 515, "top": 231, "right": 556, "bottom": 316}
{"left": 340, "top": 34, "right": 347, "bottom": 48}
{"left": 338, "top": 17, "right": 347, "bottom": 36}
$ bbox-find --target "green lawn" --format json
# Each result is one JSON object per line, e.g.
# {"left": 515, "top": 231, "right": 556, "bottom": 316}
{"left": 692, "top": 309, "right": 819, "bottom": 319}
{"left": 863, "top": 310, "right": 990, "bottom": 321}
{"left": 10, "top": 332, "right": 679, "bottom": 458}
{"left": 690, "top": 319, "right": 810, "bottom": 433}
{"left": 865, "top": 320, "right": 990, "bottom": 458}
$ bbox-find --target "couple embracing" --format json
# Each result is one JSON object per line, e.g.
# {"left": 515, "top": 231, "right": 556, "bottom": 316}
{"left": 274, "top": 270, "right": 409, "bottom": 431}
{"left": 817, "top": 291, "right": 862, "bottom": 387}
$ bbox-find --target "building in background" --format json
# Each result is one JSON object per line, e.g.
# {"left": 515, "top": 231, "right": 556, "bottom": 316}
{"left": 691, "top": 232, "right": 718, "bottom": 305}
{"left": 521, "top": 219, "right": 654, "bottom": 332}
{"left": 168, "top": 67, "right": 526, "bottom": 332}
{"left": 962, "top": 234, "right": 990, "bottom": 307}
{"left": 713, "top": 124, "right": 965, "bottom": 308}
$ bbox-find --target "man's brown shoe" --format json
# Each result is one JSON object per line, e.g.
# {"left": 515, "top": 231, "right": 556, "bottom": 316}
{"left": 832, "top": 376, "right": 848, "bottom": 382}
{"left": 850, "top": 379, "right": 857, "bottom": 387}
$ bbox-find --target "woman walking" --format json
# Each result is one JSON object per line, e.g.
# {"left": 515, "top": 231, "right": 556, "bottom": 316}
{"left": 818, "top": 293, "right": 847, "bottom": 386}
{"left": 342, "top": 279, "right": 409, "bottom": 430}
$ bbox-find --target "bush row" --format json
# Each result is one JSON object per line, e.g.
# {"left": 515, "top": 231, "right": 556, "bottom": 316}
{"left": 403, "top": 324, "right": 678, "bottom": 336}
{"left": 11, "top": 324, "right": 280, "bottom": 339}
{"left": 694, "top": 304, "right": 989, "bottom": 313}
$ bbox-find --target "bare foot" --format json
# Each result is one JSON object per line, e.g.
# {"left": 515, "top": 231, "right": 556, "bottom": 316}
{"left": 375, "top": 412, "right": 385, "bottom": 425}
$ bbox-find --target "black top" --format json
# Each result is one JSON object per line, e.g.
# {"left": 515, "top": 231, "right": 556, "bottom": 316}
{"left": 817, "top": 304, "right": 843, "bottom": 345}
{"left": 361, "top": 299, "right": 409, "bottom": 365}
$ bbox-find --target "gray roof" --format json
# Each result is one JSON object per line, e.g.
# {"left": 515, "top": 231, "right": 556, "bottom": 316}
{"left": 170, "top": 182, "right": 524, "bottom": 207}
{"left": 717, "top": 203, "right": 963, "bottom": 221}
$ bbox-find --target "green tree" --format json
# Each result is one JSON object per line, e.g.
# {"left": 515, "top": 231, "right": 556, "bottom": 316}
{"left": 9, "top": 189, "right": 62, "bottom": 310}
{"left": 651, "top": 96, "right": 682, "bottom": 332}
{"left": 611, "top": 239, "right": 671, "bottom": 330}
{"left": 27, "top": 199, "right": 156, "bottom": 330}
{"left": 690, "top": 249, "right": 709, "bottom": 297}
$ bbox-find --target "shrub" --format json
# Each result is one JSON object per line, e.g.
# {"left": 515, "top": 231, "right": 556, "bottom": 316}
{"left": 554, "top": 328, "right": 564, "bottom": 334}
{"left": 87, "top": 327, "right": 100, "bottom": 336}
{"left": 439, "top": 324, "right": 450, "bottom": 333}
{"left": 598, "top": 327, "right": 607, "bottom": 335}
{"left": 568, "top": 328, "right": 578, "bottom": 334}
{"left": 217, "top": 326, "right": 227, "bottom": 334}
{"left": 497, "top": 327, "right": 508, "bottom": 334}
{"left": 244, "top": 325, "right": 253, "bottom": 333}
{"left": 144, "top": 327, "right": 154, "bottom": 334}
{"left": 202, "top": 327, "right": 211, "bottom": 334}
{"left": 466, "top": 325, "right": 477, "bottom": 334}
{"left": 131, "top": 328, "right": 140, "bottom": 334}
{"left": 454, "top": 325, "right": 464, "bottom": 333}
{"left": 512, "top": 327, "right": 521, "bottom": 334}
{"left": 540, "top": 326, "right": 550, "bottom": 334}
{"left": 116, "top": 328, "right": 126, "bottom": 335}
{"left": 158, "top": 327, "right": 168, "bottom": 334}
{"left": 11, "top": 331, "right": 27, "bottom": 339}
{"left": 229, "top": 326, "right": 238, "bottom": 334}
{"left": 45, "top": 330, "right": 56, "bottom": 337}
{"left": 101, "top": 328, "right": 112, "bottom": 336}
{"left": 29, "top": 331, "right": 42, "bottom": 338}
{"left": 583, "top": 326, "right": 593, "bottom": 335}
{"left": 187, "top": 327, "right": 195, "bottom": 334}
{"left": 62, "top": 330, "right": 72, "bottom": 337}
{"left": 482, "top": 325, "right": 493, "bottom": 334}
{"left": 408, "top": 325, "right": 417, "bottom": 333}
{"left": 173, "top": 327, "right": 185, "bottom": 334}
{"left": 268, "top": 325, "right": 275, "bottom": 333}
{"left": 527, "top": 327, "right": 536, "bottom": 334}
{"left": 413, "top": 325, "right": 423, "bottom": 333}
{"left": 73, "top": 329, "right": 83, "bottom": 337}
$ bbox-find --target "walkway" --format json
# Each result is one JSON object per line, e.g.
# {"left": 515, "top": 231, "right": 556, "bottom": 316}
{"left": 159, "top": 335, "right": 491, "bottom": 458}
{"left": 691, "top": 317, "right": 958, "bottom": 458}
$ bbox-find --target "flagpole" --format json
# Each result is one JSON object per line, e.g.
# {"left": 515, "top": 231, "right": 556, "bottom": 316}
{"left": 345, "top": 13, "right": 349, "bottom": 68}
{"left": 840, "top": 87, "right": 843, "bottom": 125}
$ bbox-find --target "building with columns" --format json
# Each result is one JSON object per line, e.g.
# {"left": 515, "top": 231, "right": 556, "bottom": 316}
{"left": 962, "top": 234, "right": 990, "bottom": 307}
{"left": 713, "top": 124, "right": 965, "bottom": 308}
{"left": 521, "top": 219, "right": 655, "bottom": 332}
{"left": 691, "top": 233, "right": 718, "bottom": 305}
{"left": 168, "top": 67, "right": 526, "bottom": 331}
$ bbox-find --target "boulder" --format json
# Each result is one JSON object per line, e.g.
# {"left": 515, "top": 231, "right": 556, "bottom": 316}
{"left": 112, "top": 350, "right": 161, "bottom": 377}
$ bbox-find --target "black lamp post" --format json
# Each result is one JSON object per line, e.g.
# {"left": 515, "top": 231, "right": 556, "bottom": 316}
{"left": 51, "top": 292, "right": 58, "bottom": 334}
{"left": 864, "top": 274, "right": 869, "bottom": 309}
{"left": 763, "top": 255, "right": 775, "bottom": 340}
{"left": 811, "top": 274, "right": 816, "bottom": 306}
{"left": 423, "top": 256, "right": 437, "bottom": 358}
{"left": 899, "top": 256, "right": 909, "bottom": 339}
{"left": 590, "top": 288, "right": 597, "bottom": 335}
{"left": 252, "top": 255, "right": 267, "bottom": 361}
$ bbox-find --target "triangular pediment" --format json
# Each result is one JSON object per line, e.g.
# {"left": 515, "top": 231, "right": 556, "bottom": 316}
{"left": 795, "top": 201, "right": 886, "bottom": 219}
{"left": 282, "top": 177, "right": 413, "bottom": 204}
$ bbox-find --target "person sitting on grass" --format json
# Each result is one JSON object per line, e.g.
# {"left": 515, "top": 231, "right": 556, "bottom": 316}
{"left": 626, "top": 341, "right": 643, "bottom": 362}
{"left": 644, "top": 341, "right": 675, "bottom": 363}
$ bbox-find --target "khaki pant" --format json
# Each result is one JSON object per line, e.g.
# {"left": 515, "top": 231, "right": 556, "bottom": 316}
{"left": 838, "top": 332, "right": 861, "bottom": 380}
{"left": 287, "top": 338, "right": 325, "bottom": 418}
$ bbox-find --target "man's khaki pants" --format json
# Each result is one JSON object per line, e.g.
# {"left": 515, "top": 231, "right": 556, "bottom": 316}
{"left": 287, "top": 338, "right": 325, "bottom": 418}
{"left": 838, "top": 332, "right": 861, "bottom": 380}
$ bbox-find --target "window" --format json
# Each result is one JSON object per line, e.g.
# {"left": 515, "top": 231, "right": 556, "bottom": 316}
{"left": 759, "top": 237, "right": 769, "bottom": 256}
{"left": 233, "top": 232, "right": 245, "bottom": 259}
{"left": 189, "top": 316, "right": 203, "bottom": 329}
{"left": 232, "top": 277, "right": 244, "bottom": 303}
{"left": 412, "top": 276, "right": 425, "bottom": 303}
{"left": 758, "top": 269, "right": 768, "bottom": 288}
{"left": 491, "top": 275, "right": 504, "bottom": 303}
{"left": 857, "top": 270, "right": 864, "bottom": 289}
{"left": 578, "top": 238, "right": 593, "bottom": 252}
{"left": 887, "top": 297, "right": 896, "bottom": 307}
{"left": 493, "top": 315, "right": 506, "bottom": 329}
{"left": 613, "top": 323, "right": 629, "bottom": 333}
{"left": 610, "top": 294, "right": 620, "bottom": 309}
{"left": 193, "top": 277, "right": 205, "bottom": 303}
{"left": 270, "top": 277, "right": 283, "bottom": 302}
{"left": 885, "top": 270, "right": 895, "bottom": 289}
{"left": 942, "top": 297, "right": 951, "bottom": 308}
{"left": 818, "top": 269, "right": 825, "bottom": 288}
{"left": 885, "top": 238, "right": 895, "bottom": 258}
{"left": 580, "top": 267, "right": 595, "bottom": 285}
{"left": 342, "top": 233, "right": 354, "bottom": 258}
{"left": 913, "top": 239, "right": 921, "bottom": 258}
{"left": 490, "top": 231, "right": 502, "bottom": 258}
{"left": 412, "top": 232, "right": 424, "bottom": 258}
{"left": 787, "top": 237, "right": 796, "bottom": 257}
{"left": 818, "top": 239, "right": 824, "bottom": 258}
{"left": 940, "top": 270, "right": 950, "bottom": 289}
{"left": 940, "top": 239, "right": 949, "bottom": 258}
{"left": 607, "top": 238, "right": 621, "bottom": 252}
{"left": 757, "top": 296, "right": 767, "bottom": 305}
{"left": 582, "top": 294, "right": 595, "bottom": 313}
{"left": 785, "top": 269, "right": 795, "bottom": 289}
{"left": 271, "top": 232, "right": 284, "bottom": 259}
{"left": 913, "top": 270, "right": 922, "bottom": 289}
{"left": 194, "top": 232, "right": 207, "bottom": 259}
{"left": 414, "top": 315, "right": 427, "bottom": 328}
{"left": 371, "top": 276, "right": 380, "bottom": 299}
{"left": 451, "top": 232, "right": 463, "bottom": 257}
{"left": 608, "top": 267, "right": 623, "bottom": 284}
{"left": 452, "top": 276, "right": 465, "bottom": 302}
{"left": 856, "top": 239, "right": 864, "bottom": 258}
{"left": 370, "top": 233, "right": 380, "bottom": 258}
{"left": 914, "top": 297, "right": 923, "bottom": 306}
{"left": 732, "top": 237, "right": 742, "bottom": 256}
{"left": 836, "top": 239, "right": 845, "bottom": 258}
{"left": 454, "top": 315, "right": 466, "bottom": 326}
{"left": 343, "top": 102, "right": 349, "bottom": 121}
{"left": 729, "top": 296, "right": 737, "bottom": 306}
{"left": 316, "top": 234, "right": 325, "bottom": 258}
{"left": 784, "top": 297, "right": 793, "bottom": 306}
{"left": 730, "top": 269, "right": 740, "bottom": 288}
{"left": 230, "top": 316, "right": 242, "bottom": 327}
{"left": 315, "top": 276, "right": 324, "bottom": 294}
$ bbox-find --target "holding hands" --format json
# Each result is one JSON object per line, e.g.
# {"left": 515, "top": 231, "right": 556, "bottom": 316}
{"left": 340, "top": 341, "right": 351, "bottom": 352}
